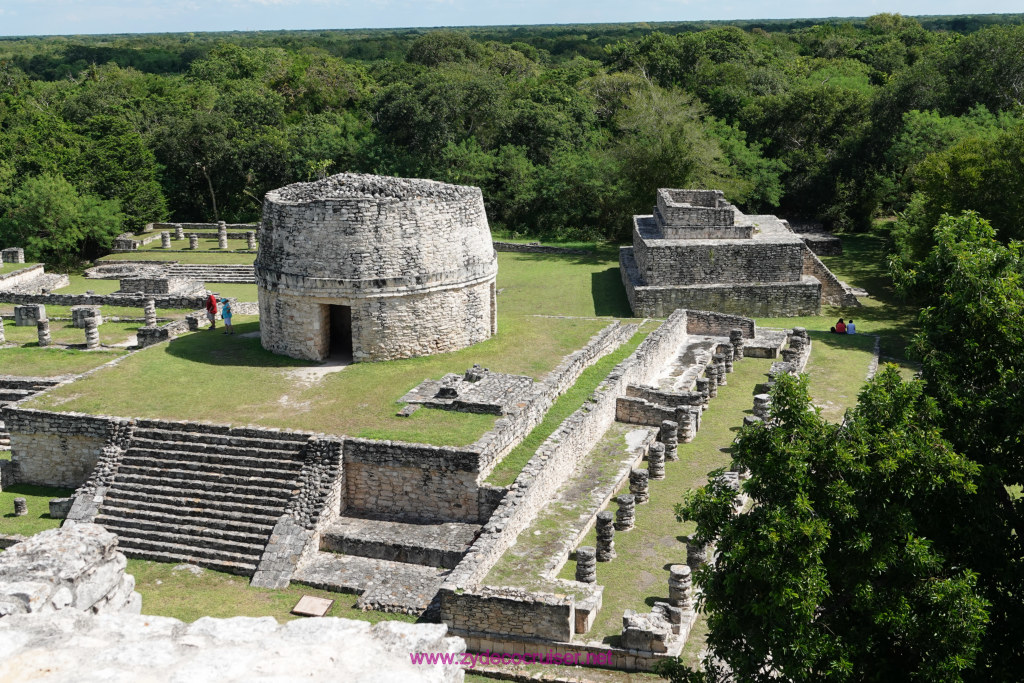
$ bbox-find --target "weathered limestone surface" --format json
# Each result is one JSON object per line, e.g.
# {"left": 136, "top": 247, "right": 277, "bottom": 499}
{"left": 0, "top": 524, "right": 141, "bottom": 617}
{"left": 6, "top": 410, "right": 125, "bottom": 488}
{"left": 257, "top": 173, "right": 498, "bottom": 362}
{"left": 621, "top": 189, "right": 852, "bottom": 317}
{"left": 0, "top": 612, "right": 465, "bottom": 682}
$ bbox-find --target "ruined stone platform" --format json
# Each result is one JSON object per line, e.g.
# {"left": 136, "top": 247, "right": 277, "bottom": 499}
{"left": 293, "top": 552, "right": 449, "bottom": 615}
{"left": 401, "top": 368, "right": 533, "bottom": 415}
{"left": 321, "top": 515, "right": 480, "bottom": 570}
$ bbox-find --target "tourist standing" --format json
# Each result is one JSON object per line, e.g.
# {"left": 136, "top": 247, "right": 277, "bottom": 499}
{"left": 205, "top": 293, "right": 218, "bottom": 330}
{"left": 220, "top": 298, "right": 234, "bottom": 335}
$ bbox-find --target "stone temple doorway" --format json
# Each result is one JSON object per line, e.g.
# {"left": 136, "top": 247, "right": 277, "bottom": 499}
{"left": 329, "top": 304, "right": 353, "bottom": 358}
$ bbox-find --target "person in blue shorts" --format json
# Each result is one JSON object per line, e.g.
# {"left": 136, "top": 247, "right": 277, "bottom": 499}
{"left": 219, "top": 298, "right": 234, "bottom": 335}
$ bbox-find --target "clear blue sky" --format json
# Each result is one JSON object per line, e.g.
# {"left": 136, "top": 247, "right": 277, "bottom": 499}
{"left": 0, "top": 1, "right": 1019, "bottom": 37}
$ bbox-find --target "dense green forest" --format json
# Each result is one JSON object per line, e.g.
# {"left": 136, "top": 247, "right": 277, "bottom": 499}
{"left": 1, "top": 13, "right": 1022, "bottom": 267}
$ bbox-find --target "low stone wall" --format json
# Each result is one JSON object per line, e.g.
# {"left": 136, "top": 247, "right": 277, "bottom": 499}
{"left": 5, "top": 409, "right": 124, "bottom": 488}
{"left": 492, "top": 242, "right": 592, "bottom": 255}
{"left": 801, "top": 245, "right": 859, "bottom": 307}
{"left": 344, "top": 439, "right": 481, "bottom": 523}
{"left": 0, "top": 523, "right": 141, "bottom": 616}
{"left": 119, "top": 276, "right": 205, "bottom": 296}
{"left": 441, "top": 586, "right": 573, "bottom": 641}
{"left": 685, "top": 309, "right": 755, "bottom": 338}
{"left": 439, "top": 311, "right": 690, "bottom": 644}
{"left": 476, "top": 321, "right": 637, "bottom": 478}
{"left": 0, "top": 291, "right": 208, "bottom": 310}
{"left": 136, "top": 318, "right": 191, "bottom": 348}
{"left": 0, "top": 263, "right": 44, "bottom": 290}
{"left": 147, "top": 221, "right": 257, "bottom": 232}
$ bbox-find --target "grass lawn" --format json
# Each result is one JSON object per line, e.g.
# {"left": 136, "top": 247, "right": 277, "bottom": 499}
{"left": 127, "top": 559, "right": 417, "bottom": 625}
{"left": 555, "top": 355, "right": 777, "bottom": 658}
{"left": 99, "top": 251, "right": 257, "bottom": 265}
{"left": 497, "top": 249, "right": 634, "bottom": 319}
{"left": 486, "top": 325, "right": 651, "bottom": 487}
{"left": 0, "top": 262, "right": 41, "bottom": 275}
{"left": 53, "top": 275, "right": 122, "bottom": 295}
{"left": 3, "top": 318, "right": 140, "bottom": 347}
{"left": 137, "top": 236, "right": 254, "bottom": 252}
{"left": 0, "top": 346, "right": 124, "bottom": 376}
{"left": 207, "top": 283, "right": 258, "bottom": 301}
{"left": 0, "top": 484, "right": 73, "bottom": 536}
{"left": 27, "top": 313, "right": 609, "bottom": 446}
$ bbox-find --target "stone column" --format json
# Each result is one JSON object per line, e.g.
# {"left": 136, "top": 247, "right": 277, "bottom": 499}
{"left": 175, "top": 225, "right": 184, "bottom": 240}
{"left": 84, "top": 317, "right": 100, "bottom": 350}
{"left": 722, "top": 345, "right": 734, "bottom": 374}
{"left": 648, "top": 441, "right": 666, "bottom": 480}
{"left": 792, "top": 326, "right": 809, "bottom": 343}
{"left": 615, "top": 494, "right": 635, "bottom": 531}
{"left": 575, "top": 546, "right": 597, "bottom": 583}
{"left": 247, "top": 231, "right": 257, "bottom": 250}
{"left": 695, "top": 378, "right": 711, "bottom": 409}
{"left": 596, "top": 511, "right": 616, "bottom": 561}
{"left": 0, "top": 316, "right": 5, "bottom": 344}
{"left": 713, "top": 354, "right": 728, "bottom": 386}
{"left": 189, "top": 234, "right": 199, "bottom": 250}
{"left": 753, "top": 393, "right": 771, "bottom": 419}
{"left": 675, "top": 407, "right": 696, "bottom": 443}
{"left": 36, "top": 318, "right": 50, "bottom": 347}
{"left": 668, "top": 565, "right": 693, "bottom": 611}
{"left": 13, "top": 498, "right": 27, "bottom": 516}
{"left": 730, "top": 328, "right": 744, "bottom": 361}
{"left": 218, "top": 221, "right": 228, "bottom": 250}
{"left": 49, "top": 497, "right": 72, "bottom": 519}
{"left": 160, "top": 231, "right": 171, "bottom": 249}
{"left": 144, "top": 299, "right": 157, "bottom": 327}
{"left": 705, "top": 366, "right": 719, "bottom": 398}
{"left": 630, "top": 468, "right": 649, "bottom": 504}
{"left": 660, "top": 419, "right": 678, "bottom": 462}
{"left": 686, "top": 540, "right": 709, "bottom": 572}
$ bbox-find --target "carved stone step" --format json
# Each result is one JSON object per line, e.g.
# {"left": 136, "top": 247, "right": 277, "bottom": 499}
{"left": 101, "top": 491, "right": 282, "bottom": 524}
{"left": 105, "top": 485, "right": 290, "bottom": 514}
{"left": 114, "top": 545, "right": 259, "bottom": 576}
{"left": 120, "top": 450, "right": 301, "bottom": 478}
{"left": 97, "top": 515, "right": 270, "bottom": 555}
{"left": 98, "top": 503, "right": 276, "bottom": 536}
{"left": 321, "top": 516, "right": 479, "bottom": 569}
{"left": 112, "top": 532, "right": 264, "bottom": 563}
{"left": 127, "top": 440, "right": 305, "bottom": 463}
{"left": 292, "top": 551, "right": 448, "bottom": 615}
{"left": 113, "top": 465, "right": 298, "bottom": 492}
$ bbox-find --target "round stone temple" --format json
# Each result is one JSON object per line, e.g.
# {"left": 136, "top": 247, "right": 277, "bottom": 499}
{"left": 256, "top": 173, "right": 498, "bottom": 362}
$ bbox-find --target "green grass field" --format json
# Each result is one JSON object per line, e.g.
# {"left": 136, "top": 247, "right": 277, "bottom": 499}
{"left": 137, "top": 236, "right": 254, "bottom": 252}
{"left": 206, "top": 283, "right": 258, "bottom": 301}
{"left": 99, "top": 251, "right": 257, "bottom": 265}
{"left": 0, "top": 262, "right": 41, "bottom": 275}
{"left": 27, "top": 312, "right": 609, "bottom": 445}
{"left": 53, "top": 275, "right": 123, "bottom": 295}
{"left": 0, "top": 347, "right": 125, "bottom": 376}
{"left": 0, "top": 484, "right": 73, "bottom": 536}
{"left": 127, "top": 559, "right": 417, "bottom": 624}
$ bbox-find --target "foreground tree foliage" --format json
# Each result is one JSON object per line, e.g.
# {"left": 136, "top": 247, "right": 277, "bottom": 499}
{"left": 895, "top": 212, "right": 1024, "bottom": 679}
{"left": 659, "top": 369, "right": 988, "bottom": 682}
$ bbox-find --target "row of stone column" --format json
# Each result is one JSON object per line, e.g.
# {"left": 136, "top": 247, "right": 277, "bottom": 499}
{"left": 575, "top": 329, "right": 748, "bottom": 587}
{"left": 161, "top": 222, "right": 256, "bottom": 251}
{"left": 6, "top": 301, "right": 159, "bottom": 350}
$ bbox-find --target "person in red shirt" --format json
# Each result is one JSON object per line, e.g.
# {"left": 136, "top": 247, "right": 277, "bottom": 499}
{"left": 205, "top": 293, "right": 218, "bottom": 330}
{"left": 835, "top": 318, "right": 847, "bottom": 334}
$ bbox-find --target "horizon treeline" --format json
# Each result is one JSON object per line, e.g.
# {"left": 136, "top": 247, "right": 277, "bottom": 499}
{"left": 1, "top": 13, "right": 1022, "bottom": 265}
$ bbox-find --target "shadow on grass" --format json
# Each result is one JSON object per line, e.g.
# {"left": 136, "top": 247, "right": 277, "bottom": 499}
{"left": 163, "top": 321, "right": 313, "bottom": 368}
{"left": 592, "top": 268, "right": 633, "bottom": 317}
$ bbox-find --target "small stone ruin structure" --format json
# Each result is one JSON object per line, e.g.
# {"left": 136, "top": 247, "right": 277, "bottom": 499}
{"left": 256, "top": 173, "right": 498, "bottom": 362}
{"left": 621, "top": 189, "right": 851, "bottom": 317}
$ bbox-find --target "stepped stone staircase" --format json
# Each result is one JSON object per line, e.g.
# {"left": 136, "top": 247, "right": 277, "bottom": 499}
{"left": 0, "top": 376, "right": 63, "bottom": 449}
{"left": 293, "top": 513, "right": 480, "bottom": 616}
{"left": 166, "top": 264, "right": 256, "bottom": 284}
{"left": 94, "top": 422, "right": 309, "bottom": 576}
